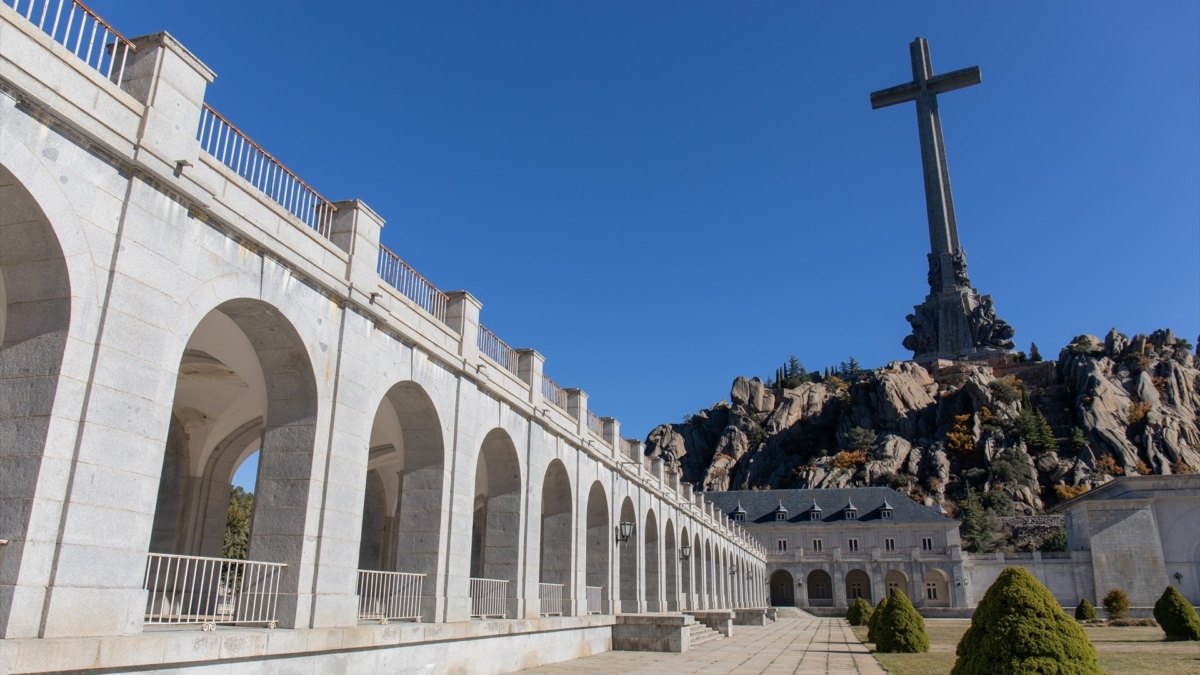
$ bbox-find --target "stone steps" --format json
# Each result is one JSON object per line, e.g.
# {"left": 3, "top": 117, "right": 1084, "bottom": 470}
{"left": 689, "top": 622, "right": 723, "bottom": 646}
{"left": 772, "top": 606, "right": 815, "bottom": 619}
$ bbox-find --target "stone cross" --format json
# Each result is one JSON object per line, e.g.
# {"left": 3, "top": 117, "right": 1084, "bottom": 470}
{"left": 871, "top": 37, "right": 980, "bottom": 291}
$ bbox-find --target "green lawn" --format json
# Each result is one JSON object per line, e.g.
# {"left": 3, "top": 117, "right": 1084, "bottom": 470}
{"left": 851, "top": 619, "right": 1200, "bottom": 675}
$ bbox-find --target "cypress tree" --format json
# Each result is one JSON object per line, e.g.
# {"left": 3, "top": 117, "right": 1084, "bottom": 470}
{"left": 867, "top": 596, "right": 888, "bottom": 643}
{"left": 952, "top": 567, "right": 1101, "bottom": 675}
{"left": 876, "top": 589, "right": 929, "bottom": 653}
{"left": 1153, "top": 586, "right": 1200, "bottom": 640}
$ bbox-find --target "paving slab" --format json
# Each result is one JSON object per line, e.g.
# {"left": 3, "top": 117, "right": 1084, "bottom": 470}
{"left": 515, "top": 617, "right": 886, "bottom": 675}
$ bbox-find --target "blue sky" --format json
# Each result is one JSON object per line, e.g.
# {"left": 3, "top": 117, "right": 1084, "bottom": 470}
{"left": 97, "top": 2, "right": 1198, "bottom": 489}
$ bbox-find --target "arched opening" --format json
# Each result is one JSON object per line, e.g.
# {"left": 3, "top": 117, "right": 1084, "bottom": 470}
{"left": 845, "top": 568, "right": 871, "bottom": 603}
{"left": 923, "top": 568, "right": 950, "bottom": 607}
{"left": 884, "top": 569, "right": 909, "bottom": 600}
{"left": 147, "top": 300, "right": 320, "bottom": 628}
{"left": 694, "top": 533, "right": 703, "bottom": 609}
{"left": 807, "top": 569, "right": 833, "bottom": 607}
{"left": 585, "top": 482, "right": 609, "bottom": 614}
{"left": 539, "top": 460, "right": 572, "bottom": 616}
{"left": 770, "top": 570, "right": 795, "bottom": 606}
{"left": 470, "top": 429, "right": 522, "bottom": 618}
{"left": 358, "top": 380, "right": 446, "bottom": 621}
{"left": 664, "top": 520, "right": 678, "bottom": 611}
{"left": 0, "top": 165, "right": 72, "bottom": 635}
{"left": 704, "top": 540, "right": 713, "bottom": 609}
{"left": 679, "top": 526, "right": 691, "bottom": 611}
{"left": 618, "top": 497, "right": 638, "bottom": 613}
{"left": 644, "top": 510, "right": 660, "bottom": 611}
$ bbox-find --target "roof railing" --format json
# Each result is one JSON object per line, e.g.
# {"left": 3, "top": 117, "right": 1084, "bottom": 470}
{"left": 197, "top": 104, "right": 337, "bottom": 239}
{"left": 586, "top": 410, "right": 606, "bottom": 441}
{"left": 7, "top": 0, "right": 135, "bottom": 87}
{"left": 377, "top": 245, "right": 448, "bottom": 323}
{"left": 541, "top": 375, "right": 570, "bottom": 415}
{"left": 478, "top": 325, "right": 519, "bottom": 375}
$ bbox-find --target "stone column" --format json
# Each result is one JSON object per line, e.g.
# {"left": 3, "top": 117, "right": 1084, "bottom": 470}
{"left": 566, "top": 388, "right": 588, "bottom": 439}
{"left": 515, "top": 349, "right": 545, "bottom": 410}
{"left": 330, "top": 199, "right": 385, "bottom": 295}
{"left": 444, "top": 291, "right": 482, "bottom": 366}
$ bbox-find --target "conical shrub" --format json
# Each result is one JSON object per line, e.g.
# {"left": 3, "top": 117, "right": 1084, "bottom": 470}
{"left": 1153, "top": 586, "right": 1200, "bottom": 641}
{"left": 1074, "top": 598, "right": 1097, "bottom": 621}
{"left": 876, "top": 589, "right": 929, "bottom": 653}
{"left": 846, "top": 597, "right": 872, "bottom": 626}
{"left": 951, "top": 566, "right": 1101, "bottom": 675}
{"left": 867, "top": 596, "right": 888, "bottom": 643}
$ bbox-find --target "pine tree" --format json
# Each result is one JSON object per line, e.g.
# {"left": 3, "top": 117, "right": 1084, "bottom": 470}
{"left": 952, "top": 567, "right": 1101, "bottom": 675}
{"left": 847, "top": 356, "right": 861, "bottom": 376}
{"left": 1030, "top": 342, "right": 1043, "bottom": 362}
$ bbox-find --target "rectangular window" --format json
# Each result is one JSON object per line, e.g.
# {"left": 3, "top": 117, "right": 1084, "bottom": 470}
{"left": 926, "top": 582, "right": 938, "bottom": 600}
{"left": 885, "top": 538, "right": 895, "bottom": 552}
{"left": 812, "top": 539, "right": 823, "bottom": 552}
{"left": 848, "top": 538, "right": 859, "bottom": 552}
{"left": 777, "top": 539, "right": 788, "bottom": 553}
{"left": 922, "top": 537, "right": 934, "bottom": 551}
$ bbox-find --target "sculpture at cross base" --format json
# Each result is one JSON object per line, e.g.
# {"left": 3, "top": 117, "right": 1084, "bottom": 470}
{"left": 872, "top": 37, "right": 1016, "bottom": 361}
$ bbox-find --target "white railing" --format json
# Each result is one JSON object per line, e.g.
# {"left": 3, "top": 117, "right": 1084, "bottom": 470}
{"left": 197, "top": 104, "right": 337, "bottom": 239}
{"left": 542, "top": 375, "right": 570, "bottom": 415}
{"left": 539, "top": 582, "right": 563, "bottom": 616}
{"left": 356, "top": 570, "right": 424, "bottom": 624}
{"left": 586, "top": 410, "right": 606, "bottom": 441}
{"left": 5, "top": 0, "right": 135, "bottom": 87}
{"left": 377, "top": 244, "right": 449, "bottom": 323}
{"left": 143, "top": 553, "right": 286, "bottom": 630}
{"left": 585, "top": 585, "right": 603, "bottom": 614}
{"left": 478, "top": 324, "right": 519, "bottom": 375}
{"left": 469, "top": 577, "right": 508, "bottom": 618}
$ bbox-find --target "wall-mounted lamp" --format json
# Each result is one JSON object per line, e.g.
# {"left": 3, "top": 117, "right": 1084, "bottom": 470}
{"left": 616, "top": 521, "right": 634, "bottom": 543}
{"left": 680, "top": 544, "right": 692, "bottom": 561}
{"left": 730, "top": 563, "right": 739, "bottom": 575}
{"left": 1174, "top": 572, "right": 1183, "bottom": 583}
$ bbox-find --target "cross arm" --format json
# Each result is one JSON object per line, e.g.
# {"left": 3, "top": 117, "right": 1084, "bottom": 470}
{"left": 927, "top": 66, "right": 981, "bottom": 95}
{"left": 870, "top": 81, "right": 919, "bottom": 109}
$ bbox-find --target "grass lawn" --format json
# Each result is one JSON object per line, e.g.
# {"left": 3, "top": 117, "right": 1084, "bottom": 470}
{"left": 851, "top": 619, "right": 1200, "bottom": 675}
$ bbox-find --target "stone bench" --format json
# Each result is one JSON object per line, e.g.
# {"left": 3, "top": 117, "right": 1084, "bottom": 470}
{"left": 613, "top": 613, "right": 696, "bottom": 653}
{"left": 684, "top": 609, "right": 735, "bottom": 637}
{"left": 766, "top": 607, "right": 778, "bottom": 621}
{"left": 734, "top": 608, "right": 767, "bottom": 626}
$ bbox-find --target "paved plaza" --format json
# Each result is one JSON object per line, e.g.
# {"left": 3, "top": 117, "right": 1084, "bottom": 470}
{"left": 518, "top": 617, "right": 886, "bottom": 675}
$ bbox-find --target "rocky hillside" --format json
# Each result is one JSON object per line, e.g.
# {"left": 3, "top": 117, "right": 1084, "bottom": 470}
{"left": 644, "top": 329, "right": 1199, "bottom": 514}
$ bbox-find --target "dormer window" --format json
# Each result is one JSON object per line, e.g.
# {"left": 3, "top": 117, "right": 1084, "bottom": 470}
{"left": 774, "top": 501, "right": 788, "bottom": 521}
{"left": 881, "top": 499, "right": 893, "bottom": 520}
{"left": 733, "top": 512, "right": 745, "bottom": 521}
{"left": 844, "top": 499, "right": 857, "bottom": 520}
{"left": 731, "top": 502, "right": 746, "bottom": 522}
{"left": 809, "top": 498, "right": 822, "bottom": 521}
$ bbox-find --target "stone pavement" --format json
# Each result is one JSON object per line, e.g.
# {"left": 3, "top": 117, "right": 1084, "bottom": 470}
{"left": 517, "top": 617, "right": 886, "bottom": 675}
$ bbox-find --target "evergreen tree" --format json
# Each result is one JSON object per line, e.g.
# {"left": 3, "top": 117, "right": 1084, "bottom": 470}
{"left": 1075, "top": 598, "right": 1098, "bottom": 621}
{"left": 959, "top": 488, "right": 1003, "bottom": 553}
{"left": 1102, "top": 589, "right": 1129, "bottom": 619}
{"left": 1153, "top": 585, "right": 1200, "bottom": 640}
{"left": 1030, "top": 342, "right": 1043, "bottom": 362}
{"left": 952, "top": 567, "right": 1101, "bottom": 675}
{"left": 847, "top": 356, "right": 860, "bottom": 376}
{"left": 846, "top": 597, "right": 872, "bottom": 626}
{"left": 224, "top": 486, "right": 254, "bottom": 560}
{"left": 876, "top": 589, "right": 929, "bottom": 653}
{"left": 867, "top": 596, "right": 888, "bottom": 643}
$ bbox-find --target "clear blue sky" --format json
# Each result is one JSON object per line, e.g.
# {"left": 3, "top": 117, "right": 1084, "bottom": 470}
{"left": 101, "top": 2, "right": 1198, "bottom": 476}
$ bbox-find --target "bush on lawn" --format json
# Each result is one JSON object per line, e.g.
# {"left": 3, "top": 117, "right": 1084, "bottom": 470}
{"left": 876, "top": 589, "right": 929, "bottom": 654}
{"left": 1102, "top": 588, "right": 1129, "bottom": 620}
{"left": 867, "top": 596, "right": 887, "bottom": 643}
{"left": 1075, "top": 598, "right": 1097, "bottom": 621}
{"left": 846, "top": 597, "right": 872, "bottom": 626}
{"left": 1153, "top": 585, "right": 1200, "bottom": 641}
{"left": 951, "top": 566, "right": 1101, "bottom": 675}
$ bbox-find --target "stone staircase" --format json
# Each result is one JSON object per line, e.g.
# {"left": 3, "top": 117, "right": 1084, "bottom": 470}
{"left": 689, "top": 621, "right": 724, "bottom": 646}
{"left": 773, "top": 606, "right": 815, "bottom": 619}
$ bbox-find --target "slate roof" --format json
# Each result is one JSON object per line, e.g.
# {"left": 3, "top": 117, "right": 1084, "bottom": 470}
{"left": 702, "top": 488, "right": 956, "bottom": 525}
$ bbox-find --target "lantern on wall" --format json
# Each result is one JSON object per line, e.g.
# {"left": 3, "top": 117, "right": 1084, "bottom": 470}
{"left": 616, "top": 521, "right": 634, "bottom": 543}
{"left": 680, "top": 544, "right": 692, "bottom": 561}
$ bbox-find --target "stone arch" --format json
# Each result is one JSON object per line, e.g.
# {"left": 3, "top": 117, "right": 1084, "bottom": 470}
{"left": 884, "top": 568, "right": 909, "bottom": 599}
{"left": 539, "top": 459, "right": 573, "bottom": 611}
{"left": 923, "top": 568, "right": 950, "bottom": 607}
{"left": 664, "top": 519, "right": 678, "bottom": 611}
{"left": 693, "top": 532, "right": 703, "bottom": 609}
{"left": 358, "top": 469, "right": 387, "bottom": 570}
{"left": 845, "top": 568, "right": 871, "bottom": 602}
{"left": 704, "top": 539, "right": 714, "bottom": 608}
{"left": 679, "top": 525, "right": 692, "bottom": 610}
{"left": 644, "top": 509, "right": 661, "bottom": 611}
{"left": 0, "top": 164, "right": 73, "bottom": 635}
{"left": 471, "top": 428, "right": 523, "bottom": 617}
{"left": 807, "top": 569, "right": 833, "bottom": 606}
{"left": 618, "top": 496, "right": 638, "bottom": 613}
{"left": 585, "top": 482, "right": 609, "bottom": 613}
{"left": 770, "top": 569, "right": 795, "bottom": 606}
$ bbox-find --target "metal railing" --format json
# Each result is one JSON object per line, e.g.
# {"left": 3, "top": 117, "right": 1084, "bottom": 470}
{"left": 6, "top": 0, "right": 135, "bottom": 88}
{"left": 539, "top": 582, "right": 563, "bottom": 616}
{"left": 377, "top": 245, "right": 448, "bottom": 323}
{"left": 469, "top": 577, "right": 509, "bottom": 618}
{"left": 478, "top": 324, "right": 519, "bottom": 375}
{"left": 586, "top": 410, "right": 606, "bottom": 440}
{"left": 143, "top": 553, "right": 286, "bottom": 630}
{"left": 197, "top": 104, "right": 336, "bottom": 239}
{"left": 356, "top": 570, "right": 424, "bottom": 624}
{"left": 585, "top": 585, "right": 603, "bottom": 614}
{"left": 541, "top": 375, "right": 570, "bottom": 414}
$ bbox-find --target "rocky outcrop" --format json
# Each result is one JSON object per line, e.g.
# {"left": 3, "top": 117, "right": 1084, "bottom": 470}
{"left": 644, "top": 328, "right": 1199, "bottom": 514}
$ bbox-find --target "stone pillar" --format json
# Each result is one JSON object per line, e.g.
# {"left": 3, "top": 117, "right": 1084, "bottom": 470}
{"left": 602, "top": 417, "right": 620, "bottom": 459}
{"left": 515, "top": 348, "right": 545, "bottom": 409}
{"left": 444, "top": 291, "right": 482, "bottom": 365}
{"left": 330, "top": 199, "right": 385, "bottom": 293}
{"left": 566, "top": 388, "right": 588, "bottom": 439}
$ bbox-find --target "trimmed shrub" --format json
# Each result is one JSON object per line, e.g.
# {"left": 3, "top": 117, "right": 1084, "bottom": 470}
{"left": 876, "top": 589, "right": 929, "bottom": 653}
{"left": 1074, "top": 598, "right": 1097, "bottom": 621}
{"left": 1153, "top": 585, "right": 1200, "bottom": 640}
{"left": 1102, "top": 589, "right": 1129, "bottom": 620}
{"left": 951, "top": 567, "right": 1101, "bottom": 675}
{"left": 867, "top": 596, "right": 887, "bottom": 643}
{"left": 1109, "top": 618, "right": 1157, "bottom": 627}
{"left": 846, "top": 597, "right": 872, "bottom": 626}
